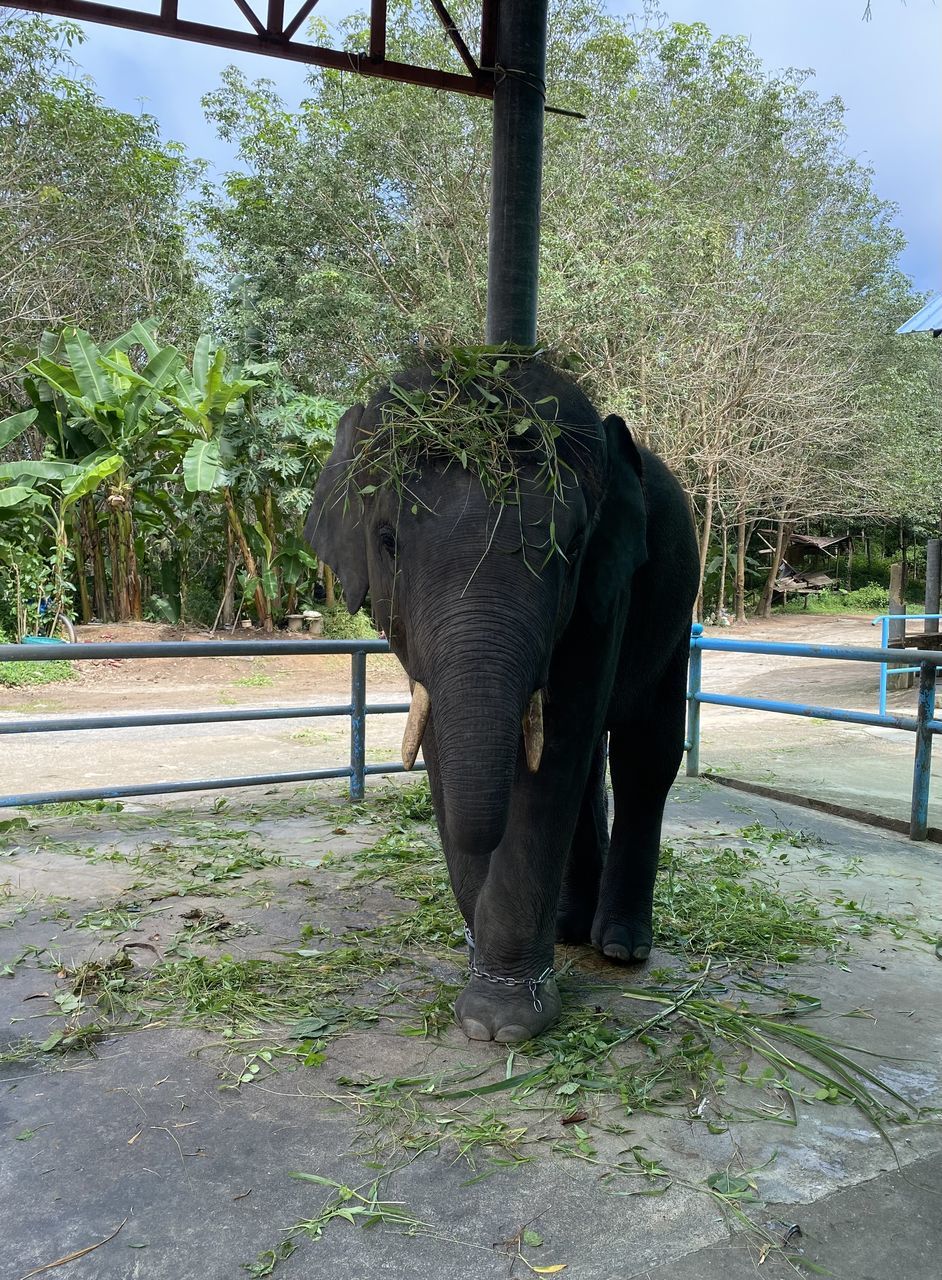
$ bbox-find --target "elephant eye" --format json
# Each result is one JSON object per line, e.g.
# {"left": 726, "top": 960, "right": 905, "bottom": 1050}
{"left": 377, "top": 524, "right": 398, "bottom": 559}
{"left": 566, "top": 533, "right": 584, "bottom": 562}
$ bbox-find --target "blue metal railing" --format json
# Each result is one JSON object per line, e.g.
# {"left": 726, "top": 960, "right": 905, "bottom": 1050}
{"left": 0, "top": 638, "right": 423, "bottom": 808}
{"left": 5, "top": 630, "right": 942, "bottom": 839}
{"left": 685, "top": 623, "right": 942, "bottom": 840}
{"left": 872, "top": 613, "right": 942, "bottom": 715}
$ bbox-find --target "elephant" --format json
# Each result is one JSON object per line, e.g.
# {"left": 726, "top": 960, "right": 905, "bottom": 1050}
{"left": 305, "top": 356, "right": 699, "bottom": 1042}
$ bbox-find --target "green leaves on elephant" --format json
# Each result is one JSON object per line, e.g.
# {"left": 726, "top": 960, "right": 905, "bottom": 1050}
{"left": 346, "top": 345, "right": 577, "bottom": 563}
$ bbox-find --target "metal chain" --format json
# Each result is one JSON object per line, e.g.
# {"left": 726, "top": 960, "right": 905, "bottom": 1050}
{"left": 463, "top": 928, "right": 554, "bottom": 1013}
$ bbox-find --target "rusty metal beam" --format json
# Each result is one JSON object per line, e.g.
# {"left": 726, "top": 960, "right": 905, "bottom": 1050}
{"left": 12, "top": 0, "right": 494, "bottom": 97}
{"left": 284, "top": 1, "right": 319, "bottom": 42}
{"left": 479, "top": 0, "right": 497, "bottom": 69}
{"left": 369, "top": 0, "right": 386, "bottom": 61}
{"left": 266, "top": 2, "right": 285, "bottom": 37}
{"left": 429, "top": 0, "right": 478, "bottom": 76}
{"left": 232, "top": 1, "right": 265, "bottom": 38}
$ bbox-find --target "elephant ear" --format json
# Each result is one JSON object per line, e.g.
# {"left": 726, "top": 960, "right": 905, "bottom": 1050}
{"left": 579, "top": 414, "right": 648, "bottom": 625}
{"left": 304, "top": 404, "right": 370, "bottom": 615}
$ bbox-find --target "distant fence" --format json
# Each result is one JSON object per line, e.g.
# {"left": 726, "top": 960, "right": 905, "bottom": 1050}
{"left": 685, "top": 624, "right": 942, "bottom": 840}
{"left": 0, "top": 639, "right": 419, "bottom": 808}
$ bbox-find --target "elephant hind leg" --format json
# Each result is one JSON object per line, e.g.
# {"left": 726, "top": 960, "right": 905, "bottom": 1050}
{"left": 555, "top": 734, "right": 609, "bottom": 944}
{"left": 592, "top": 644, "right": 687, "bottom": 963}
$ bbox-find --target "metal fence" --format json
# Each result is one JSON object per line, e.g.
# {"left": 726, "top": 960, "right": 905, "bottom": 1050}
{"left": 0, "top": 638, "right": 420, "bottom": 808}
{"left": 685, "top": 623, "right": 942, "bottom": 840}
{"left": 871, "top": 613, "right": 942, "bottom": 715}
{"left": 4, "top": 628, "right": 942, "bottom": 839}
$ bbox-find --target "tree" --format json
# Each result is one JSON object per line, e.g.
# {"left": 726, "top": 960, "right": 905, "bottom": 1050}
{"left": 0, "top": 14, "right": 207, "bottom": 405}
{"left": 200, "top": 2, "right": 934, "bottom": 615}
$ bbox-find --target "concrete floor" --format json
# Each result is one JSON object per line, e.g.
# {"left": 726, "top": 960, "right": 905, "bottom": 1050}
{"left": 1, "top": 779, "right": 940, "bottom": 1280}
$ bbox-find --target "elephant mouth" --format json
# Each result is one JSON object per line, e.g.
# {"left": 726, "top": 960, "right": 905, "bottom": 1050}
{"left": 401, "top": 685, "right": 545, "bottom": 774}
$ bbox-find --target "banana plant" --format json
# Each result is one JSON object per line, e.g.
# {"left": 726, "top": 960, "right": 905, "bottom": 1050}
{"left": 148, "top": 337, "right": 275, "bottom": 630}
{"left": 19, "top": 323, "right": 184, "bottom": 621}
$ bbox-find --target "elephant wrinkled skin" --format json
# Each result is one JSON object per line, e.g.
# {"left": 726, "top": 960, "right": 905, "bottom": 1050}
{"left": 305, "top": 360, "right": 699, "bottom": 1041}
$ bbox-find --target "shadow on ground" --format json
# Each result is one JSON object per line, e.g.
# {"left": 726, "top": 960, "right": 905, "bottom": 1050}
{"left": 1, "top": 778, "right": 940, "bottom": 1280}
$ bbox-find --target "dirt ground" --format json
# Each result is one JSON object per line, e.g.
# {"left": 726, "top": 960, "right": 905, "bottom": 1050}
{"left": 1, "top": 614, "right": 938, "bottom": 830}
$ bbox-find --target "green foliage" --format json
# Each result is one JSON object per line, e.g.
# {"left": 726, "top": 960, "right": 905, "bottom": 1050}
{"left": 350, "top": 348, "right": 572, "bottom": 548}
{"left": 0, "top": 14, "right": 206, "bottom": 399}
{"left": 0, "top": 657, "right": 75, "bottom": 688}
{"left": 318, "top": 607, "right": 378, "bottom": 641}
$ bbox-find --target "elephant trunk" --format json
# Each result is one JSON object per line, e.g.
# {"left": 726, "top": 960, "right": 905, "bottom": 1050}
{"left": 431, "top": 667, "right": 532, "bottom": 857}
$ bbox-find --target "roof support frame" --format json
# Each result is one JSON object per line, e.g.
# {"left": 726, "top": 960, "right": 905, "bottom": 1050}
{"left": 10, "top": 0, "right": 496, "bottom": 98}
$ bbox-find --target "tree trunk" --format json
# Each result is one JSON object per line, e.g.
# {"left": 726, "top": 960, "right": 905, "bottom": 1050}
{"left": 225, "top": 489, "right": 272, "bottom": 632}
{"left": 758, "top": 519, "right": 789, "bottom": 619}
{"left": 83, "top": 499, "right": 110, "bottom": 621}
{"left": 324, "top": 563, "right": 336, "bottom": 610}
{"left": 694, "top": 471, "right": 716, "bottom": 622}
{"left": 734, "top": 511, "right": 747, "bottom": 624}
{"left": 262, "top": 488, "right": 281, "bottom": 612}
{"left": 716, "top": 519, "right": 728, "bottom": 619}
{"left": 222, "top": 525, "right": 236, "bottom": 628}
{"left": 845, "top": 534, "right": 854, "bottom": 590}
{"left": 122, "top": 506, "right": 142, "bottom": 621}
{"left": 71, "top": 509, "right": 92, "bottom": 624}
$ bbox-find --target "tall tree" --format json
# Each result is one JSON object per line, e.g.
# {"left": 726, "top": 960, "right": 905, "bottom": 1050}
{"left": 0, "top": 14, "right": 207, "bottom": 405}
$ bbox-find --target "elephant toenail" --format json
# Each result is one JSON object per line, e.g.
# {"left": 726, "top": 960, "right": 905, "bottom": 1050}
{"left": 603, "top": 942, "right": 631, "bottom": 961}
{"left": 461, "top": 1017, "right": 492, "bottom": 1041}
{"left": 494, "top": 1024, "right": 531, "bottom": 1043}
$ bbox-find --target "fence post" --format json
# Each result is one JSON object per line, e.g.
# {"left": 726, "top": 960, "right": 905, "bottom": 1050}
{"left": 909, "top": 658, "right": 937, "bottom": 840}
{"left": 878, "top": 615, "right": 889, "bottom": 716}
{"left": 686, "top": 623, "right": 703, "bottom": 777}
{"left": 349, "top": 649, "right": 367, "bottom": 801}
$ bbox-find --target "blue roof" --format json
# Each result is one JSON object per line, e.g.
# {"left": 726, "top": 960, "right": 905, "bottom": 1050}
{"left": 897, "top": 295, "right": 942, "bottom": 334}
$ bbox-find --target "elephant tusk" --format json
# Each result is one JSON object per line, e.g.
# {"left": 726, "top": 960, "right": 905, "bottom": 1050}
{"left": 522, "top": 690, "right": 544, "bottom": 773}
{"left": 401, "top": 682, "right": 431, "bottom": 771}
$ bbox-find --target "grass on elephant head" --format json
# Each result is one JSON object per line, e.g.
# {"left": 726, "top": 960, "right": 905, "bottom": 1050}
{"left": 345, "top": 345, "right": 583, "bottom": 563}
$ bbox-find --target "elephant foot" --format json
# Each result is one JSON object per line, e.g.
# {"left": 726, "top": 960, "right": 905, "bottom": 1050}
{"left": 455, "top": 974, "right": 561, "bottom": 1043}
{"left": 591, "top": 913, "right": 653, "bottom": 964}
{"left": 555, "top": 898, "right": 597, "bottom": 945}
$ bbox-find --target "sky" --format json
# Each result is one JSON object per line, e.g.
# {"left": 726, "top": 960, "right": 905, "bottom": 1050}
{"left": 28, "top": 0, "right": 942, "bottom": 294}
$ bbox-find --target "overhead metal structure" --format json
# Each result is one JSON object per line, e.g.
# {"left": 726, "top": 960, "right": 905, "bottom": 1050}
{"left": 14, "top": 2, "right": 498, "bottom": 98}
{"left": 897, "top": 295, "right": 942, "bottom": 337}
{"left": 14, "top": 1, "right": 552, "bottom": 345}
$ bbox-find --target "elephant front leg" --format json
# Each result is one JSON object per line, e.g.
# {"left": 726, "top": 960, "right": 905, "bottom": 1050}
{"left": 454, "top": 761, "right": 586, "bottom": 1042}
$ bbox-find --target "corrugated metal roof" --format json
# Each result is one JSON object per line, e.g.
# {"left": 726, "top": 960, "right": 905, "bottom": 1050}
{"left": 897, "top": 295, "right": 942, "bottom": 334}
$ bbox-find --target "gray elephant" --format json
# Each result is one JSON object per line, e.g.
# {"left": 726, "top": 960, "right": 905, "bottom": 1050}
{"left": 306, "top": 356, "right": 698, "bottom": 1042}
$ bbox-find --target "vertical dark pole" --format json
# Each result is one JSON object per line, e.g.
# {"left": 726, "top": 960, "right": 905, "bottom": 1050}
{"left": 925, "top": 538, "right": 941, "bottom": 633}
{"left": 485, "top": 0, "right": 549, "bottom": 346}
{"left": 350, "top": 650, "right": 366, "bottom": 800}
{"left": 910, "top": 659, "right": 937, "bottom": 840}
{"left": 686, "top": 624, "right": 703, "bottom": 777}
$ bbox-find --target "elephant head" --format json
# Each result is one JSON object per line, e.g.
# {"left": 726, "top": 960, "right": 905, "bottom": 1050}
{"left": 305, "top": 358, "right": 647, "bottom": 858}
